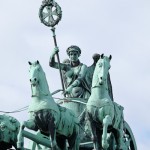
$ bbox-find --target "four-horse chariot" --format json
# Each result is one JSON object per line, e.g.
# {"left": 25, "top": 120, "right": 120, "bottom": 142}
{"left": 0, "top": 0, "right": 137, "bottom": 150}
{"left": 0, "top": 86, "right": 137, "bottom": 150}
{"left": 15, "top": 61, "right": 137, "bottom": 150}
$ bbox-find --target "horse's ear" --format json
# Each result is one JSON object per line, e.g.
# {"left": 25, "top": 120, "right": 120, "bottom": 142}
{"left": 37, "top": 60, "right": 39, "bottom": 64}
{"left": 28, "top": 61, "right": 32, "bottom": 65}
{"left": 109, "top": 55, "right": 112, "bottom": 60}
{"left": 101, "top": 54, "right": 104, "bottom": 59}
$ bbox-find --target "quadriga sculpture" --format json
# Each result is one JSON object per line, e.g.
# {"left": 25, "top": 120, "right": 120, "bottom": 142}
{"left": 17, "top": 60, "right": 80, "bottom": 150}
{"left": 86, "top": 54, "right": 135, "bottom": 150}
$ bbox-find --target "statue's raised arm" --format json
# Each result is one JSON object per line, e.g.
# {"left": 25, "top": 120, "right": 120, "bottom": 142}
{"left": 49, "top": 45, "right": 91, "bottom": 99}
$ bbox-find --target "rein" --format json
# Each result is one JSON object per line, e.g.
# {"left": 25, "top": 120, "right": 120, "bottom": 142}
{"left": 91, "top": 83, "right": 108, "bottom": 91}
{"left": 31, "top": 82, "right": 48, "bottom": 97}
{"left": 91, "top": 85, "right": 101, "bottom": 89}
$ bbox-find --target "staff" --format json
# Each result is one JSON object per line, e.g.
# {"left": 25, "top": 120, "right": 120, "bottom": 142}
{"left": 39, "top": 0, "right": 65, "bottom": 94}
{"left": 51, "top": 27, "right": 65, "bottom": 93}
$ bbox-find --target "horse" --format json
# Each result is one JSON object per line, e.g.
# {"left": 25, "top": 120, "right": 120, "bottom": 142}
{"left": 0, "top": 114, "right": 20, "bottom": 150}
{"left": 17, "top": 60, "right": 80, "bottom": 150}
{"left": 86, "top": 54, "right": 125, "bottom": 150}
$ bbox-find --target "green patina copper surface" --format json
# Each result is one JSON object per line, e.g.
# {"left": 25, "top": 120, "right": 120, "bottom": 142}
{"left": 0, "top": 114, "right": 20, "bottom": 149}
{"left": 86, "top": 54, "right": 137, "bottom": 150}
{"left": 0, "top": 0, "right": 137, "bottom": 149}
{"left": 17, "top": 61, "right": 80, "bottom": 150}
{"left": 49, "top": 46, "right": 91, "bottom": 99}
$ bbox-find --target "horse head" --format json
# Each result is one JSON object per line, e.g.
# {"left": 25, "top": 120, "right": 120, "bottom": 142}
{"left": 28, "top": 60, "right": 49, "bottom": 97}
{"left": 28, "top": 60, "right": 40, "bottom": 87}
{"left": 93, "top": 54, "right": 112, "bottom": 87}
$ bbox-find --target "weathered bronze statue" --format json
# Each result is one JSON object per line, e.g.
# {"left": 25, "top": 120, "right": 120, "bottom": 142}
{"left": 0, "top": 114, "right": 20, "bottom": 150}
{"left": 86, "top": 53, "right": 114, "bottom": 101}
{"left": 17, "top": 61, "right": 80, "bottom": 150}
{"left": 0, "top": 0, "right": 137, "bottom": 149}
{"left": 49, "top": 46, "right": 91, "bottom": 99}
{"left": 86, "top": 54, "right": 137, "bottom": 150}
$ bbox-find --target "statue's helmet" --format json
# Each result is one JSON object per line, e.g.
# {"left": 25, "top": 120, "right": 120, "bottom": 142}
{"left": 66, "top": 45, "right": 81, "bottom": 56}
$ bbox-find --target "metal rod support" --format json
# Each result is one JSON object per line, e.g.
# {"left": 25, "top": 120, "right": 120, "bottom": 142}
{"left": 51, "top": 27, "right": 65, "bottom": 96}
{"left": 22, "top": 130, "right": 51, "bottom": 148}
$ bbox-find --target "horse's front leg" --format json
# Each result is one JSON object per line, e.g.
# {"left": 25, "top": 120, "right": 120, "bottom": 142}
{"left": 117, "top": 119, "right": 126, "bottom": 150}
{"left": 17, "top": 121, "right": 25, "bottom": 149}
{"left": 90, "top": 123, "right": 99, "bottom": 150}
{"left": 102, "top": 115, "right": 112, "bottom": 150}
{"left": 17, "top": 119, "right": 37, "bottom": 149}
{"left": 87, "top": 115, "right": 99, "bottom": 149}
{"left": 49, "top": 129, "right": 58, "bottom": 150}
{"left": 48, "top": 117, "right": 60, "bottom": 150}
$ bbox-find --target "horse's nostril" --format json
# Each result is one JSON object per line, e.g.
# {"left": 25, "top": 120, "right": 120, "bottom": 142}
{"left": 100, "top": 77, "right": 102, "bottom": 80}
{"left": 30, "top": 79, "right": 31, "bottom": 82}
{"left": 34, "top": 78, "right": 36, "bottom": 81}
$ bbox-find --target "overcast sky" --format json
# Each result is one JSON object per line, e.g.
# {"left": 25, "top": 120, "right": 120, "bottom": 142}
{"left": 0, "top": 0, "right": 150, "bottom": 149}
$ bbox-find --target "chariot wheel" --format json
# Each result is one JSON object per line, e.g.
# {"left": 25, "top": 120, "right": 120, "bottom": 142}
{"left": 109, "top": 121, "right": 137, "bottom": 150}
{"left": 39, "top": 0, "right": 62, "bottom": 27}
{"left": 123, "top": 121, "right": 137, "bottom": 150}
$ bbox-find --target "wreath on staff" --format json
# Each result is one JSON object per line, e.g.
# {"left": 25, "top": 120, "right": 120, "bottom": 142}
{"left": 39, "top": 0, "right": 62, "bottom": 27}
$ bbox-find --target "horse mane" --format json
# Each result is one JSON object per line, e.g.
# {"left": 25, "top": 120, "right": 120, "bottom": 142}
{"left": 38, "top": 63, "right": 51, "bottom": 96}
